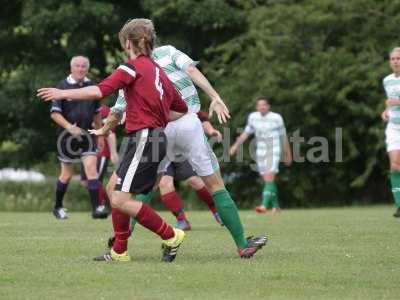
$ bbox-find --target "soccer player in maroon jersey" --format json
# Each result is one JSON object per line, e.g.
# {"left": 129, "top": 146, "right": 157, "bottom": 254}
{"left": 95, "top": 20, "right": 267, "bottom": 259}
{"left": 37, "top": 19, "right": 188, "bottom": 262}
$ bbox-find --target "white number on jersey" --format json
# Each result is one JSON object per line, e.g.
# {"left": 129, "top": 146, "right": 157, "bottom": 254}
{"left": 155, "top": 67, "right": 164, "bottom": 100}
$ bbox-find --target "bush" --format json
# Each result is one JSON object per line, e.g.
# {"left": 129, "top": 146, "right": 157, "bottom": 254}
{"left": 0, "top": 180, "right": 91, "bottom": 212}
{"left": 0, "top": 180, "right": 211, "bottom": 212}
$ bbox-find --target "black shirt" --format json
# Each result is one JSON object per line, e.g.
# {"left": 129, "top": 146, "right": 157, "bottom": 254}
{"left": 50, "top": 75, "right": 101, "bottom": 132}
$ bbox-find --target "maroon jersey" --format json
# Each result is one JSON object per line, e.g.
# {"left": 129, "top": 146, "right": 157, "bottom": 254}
{"left": 100, "top": 104, "right": 111, "bottom": 119}
{"left": 98, "top": 105, "right": 111, "bottom": 158}
{"left": 197, "top": 110, "right": 209, "bottom": 123}
{"left": 97, "top": 55, "right": 188, "bottom": 133}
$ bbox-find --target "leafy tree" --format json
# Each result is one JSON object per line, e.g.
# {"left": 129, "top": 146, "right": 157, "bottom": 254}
{"left": 0, "top": 0, "right": 244, "bottom": 167}
{"left": 1, "top": 0, "right": 398, "bottom": 206}
{"left": 205, "top": 0, "right": 399, "bottom": 206}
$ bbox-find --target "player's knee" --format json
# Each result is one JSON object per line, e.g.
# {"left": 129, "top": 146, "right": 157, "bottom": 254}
{"left": 106, "top": 181, "right": 115, "bottom": 201}
{"left": 202, "top": 174, "right": 225, "bottom": 193}
{"left": 390, "top": 162, "right": 400, "bottom": 171}
{"left": 186, "top": 176, "right": 203, "bottom": 190}
{"left": 59, "top": 173, "right": 72, "bottom": 183}
{"left": 262, "top": 171, "right": 276, "bottom": 181}
{"left": 159, "top": 177, "right": 175, "bottom": 193}
{"left": 85, "top": 167, "right": 98, "bottom": 180}
{"left": 110, "top": 192, "right": 120, "bottom": 208}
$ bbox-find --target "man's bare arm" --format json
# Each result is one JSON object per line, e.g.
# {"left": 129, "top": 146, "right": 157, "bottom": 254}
{"left": 38, "top": 86, "right": 102, "bottom": 102}
{"left": 51, "top": 112, "right": 82, "bottom": 136}
{"left": 51, "top": 112, "right": 72, "bottom": 129}
{"left": 229, "top": 132, "right": 250, "bottom": 156}
{"left": 381, "top": 108, "right": 389, "bottom": 122}
{"left": 202, "top": 121, "right": 222, "bottom": 142}
{"left": 386, "top": 98, "right": 400, "bottom": 106}
{"left": 185, "top": 65, "right": 230, "bottom": 123}
{"left": 169, "top": 110, "right": 186, "bottom": 121}
{"left": 282, "top": 135, "right": 293, "bottom": 166}
{"left": 186, "top": 65, "right": 220, "bottom": 102}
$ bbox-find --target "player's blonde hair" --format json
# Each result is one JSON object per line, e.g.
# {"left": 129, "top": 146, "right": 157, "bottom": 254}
{"left": 390, "top": 47, "right": 400, "bottom": 56}
{"left": 118, "top": 18, "right": 156, "bottom": 56}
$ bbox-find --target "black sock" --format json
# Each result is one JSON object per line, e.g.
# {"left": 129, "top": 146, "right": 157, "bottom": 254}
{"left": 87, "top": 179, "right": 100, "bottom": 211}
{"left": 55, "top": 180, "right": 69, "bottom": 209}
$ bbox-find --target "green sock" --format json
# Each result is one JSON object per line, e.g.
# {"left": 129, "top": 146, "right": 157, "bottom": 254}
{"left": 271, "top": 193, "right": 280, "bottom": 208}
{"left": 390, "top": 172, "right": 400, "bottom": 207}
{"left": 262, "top": 181, "right": 276, "bottom": 207}
{"left": 269, "top": 182, "right": 280, "bottom": 208}
{"left": 136, "top": 191, "right": 154, "bottom": 204}
{"left": 212, "top": 189, "right": 247, "bottom": 249}
{"left": 130, "top": 191, "right": 154, "bottom": 227}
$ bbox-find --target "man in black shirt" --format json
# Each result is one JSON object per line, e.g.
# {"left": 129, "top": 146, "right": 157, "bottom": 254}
{"left": 50, "top": 55, "right": 107, "bottom": 219}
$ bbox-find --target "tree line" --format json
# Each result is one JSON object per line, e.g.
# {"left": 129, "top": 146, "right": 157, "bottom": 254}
{"left": 1, "top": 0, "right": 396, "bottom": 206}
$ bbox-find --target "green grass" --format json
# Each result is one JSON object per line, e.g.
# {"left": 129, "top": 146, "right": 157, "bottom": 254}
{"left": 0, "top": 206, "right": 399, "bottom": 300}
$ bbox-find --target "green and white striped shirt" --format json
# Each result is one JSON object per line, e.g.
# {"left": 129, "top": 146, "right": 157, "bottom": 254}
{"left": 244, "top": 111, "right": 286, "bottom": 156}
{"left": 383, "top": 73, "right": 400, "bottom": 129}
{"left": 111, "top": 45, "right": 201, "bottom": 114}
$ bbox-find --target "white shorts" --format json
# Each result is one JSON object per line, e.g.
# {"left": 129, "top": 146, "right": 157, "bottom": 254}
{"left": 385, "top": 127, "right": 400, "bottom": 152}
{"left": 255, "top": 149, "right": 281, "bottom": 175}
{"left": 159, "top": 113, "right": 219, "bottom": 177}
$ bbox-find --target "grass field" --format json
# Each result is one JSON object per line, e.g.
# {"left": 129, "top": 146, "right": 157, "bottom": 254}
{"left": 0, "top": 206, "right": 399, "bottom": 300}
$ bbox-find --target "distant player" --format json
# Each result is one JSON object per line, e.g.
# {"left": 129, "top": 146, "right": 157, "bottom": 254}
{"left": 50, "top": 55, "right": 107, "bottom": 219}
{"left": 381, "top": 47, "right": 400, "bottom": 218}
{"left": 38, "top": 19, "right": 189, "bottom": 262}
{"left": 230, "top": 97, "right": 292, "bottom": 213}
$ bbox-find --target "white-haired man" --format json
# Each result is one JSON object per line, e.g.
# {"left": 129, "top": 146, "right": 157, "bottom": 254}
{"left": 50, "top": 56, "right": 107, "bottom": 219}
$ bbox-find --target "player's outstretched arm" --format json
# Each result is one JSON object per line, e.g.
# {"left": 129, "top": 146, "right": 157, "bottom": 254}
{"left": 185, "top": 65, "right": 230, "bottom": 124}
{"left": 381, "top": 108, "right": 389, "bottom": 122}
{"left": 229, "top": 132, "right": 250, "bottom": 156}
{"left": 386, "top": 98, "right": 400, "bottom": 106}
{"left": 202, "top": 121, "right": 222, "bottom": 142}
{"left": 169, "top": 111, "right": 187, "bottom": 121}
{"left": 282, "top": 135, "right": 293, "bottom": 167}
{"left": 50, "top": 112, "right": 73, "bottom": 130}
{"left": 37, "top": 86, "right": 102, "bottom": 102}
{"left": 89, "top": 112, "right": 122, "bottom": 136}
{"left": 169, "top": 84, "right": 188, "bottom": 121}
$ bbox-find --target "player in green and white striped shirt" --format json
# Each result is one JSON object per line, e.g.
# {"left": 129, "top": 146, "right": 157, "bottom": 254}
{"left": 230, "top": 97, "right": 292, "bottom": 213}
{"left": 381, "top": 47, "right": 400, "bottom": 218}
{"left": 112, "top": 45, "right": 212, "bottom": 114}
{"left": 152, "top": 46, "right": 201, "bottom": 112}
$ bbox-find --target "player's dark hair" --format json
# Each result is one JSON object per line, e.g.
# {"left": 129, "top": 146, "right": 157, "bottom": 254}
{"left": 255, "top": 96, "right": 269, "bottom": 104}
